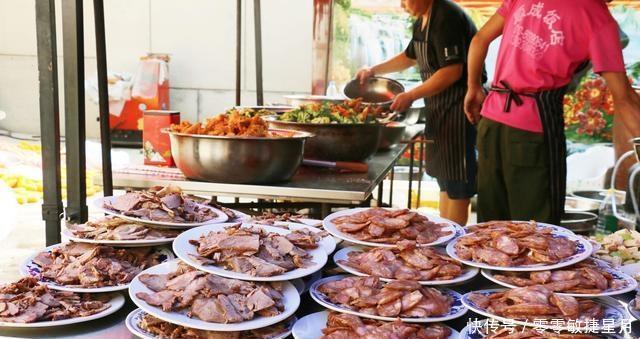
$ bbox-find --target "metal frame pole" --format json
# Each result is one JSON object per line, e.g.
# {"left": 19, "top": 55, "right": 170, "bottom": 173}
{"left": 235, "top": 0, "right": 242, "bottom": 106}
{"left": 253, "top": 0, "right": 263, "bottom": 105}
{"left": 62, "top": 0, "right": 88, "bottom": 223}
{"left": 407, "top": 141, "right": 415, "bottom": 209}
{"left": 36, "top": 0, "right": 63, "bottom": 245}
{"left": 93, "top": 0, "right": 113, "bottom": 196}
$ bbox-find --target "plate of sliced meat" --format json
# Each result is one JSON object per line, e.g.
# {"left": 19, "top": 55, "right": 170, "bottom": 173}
{"left": 461, "top": 288, "right": 627, "bottom": 332}
{"left": 62, "top": 217, "right": 181, "bottom": 247}
{"left": 292, "top": 311, "right": 458, "bottom": 339}
{"left": 323, "top": 208, "right": 457, "bottom": 248}
{"left": 333, "top": 243, "right": 479, "bottom": 286}
{"left": 173, "top": 223, "right": 328, "bottom": 282}
{"left": 446, "top": 222, "right": 592, "bottom": 271}
{"left": 458, "top": 318, "right": 621, "bottom": 339}
{"left": 126, "top": 308, "right": 297, "bottom": 339}
{"left": 309, "top": 275, "right": 467, "bottom": 323}
{"left": 129, "top": 260, "right": 300, "bottom": 332}
{"left": 481, "top": 258, "right": 637, "bottom": 297}
{"left": 0, "top": 277, "right": 125, "bottom": 328}
{"left": 95, "top": 185, "right": 228, "bottom": 228}
{"left": 463, "top": 220, "right": 574, "bottom": 235}
{"left": 253, "top": 221, "right": 337, "bottom": 255}
{"left": 20, "top": 242, "right": 174, "bottom": 293}
{"left": 628, "top": 295, "right": 640, "bottom": 321}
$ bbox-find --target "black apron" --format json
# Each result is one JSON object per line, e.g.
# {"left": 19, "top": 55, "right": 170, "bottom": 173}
{"left": 413, "top": 20, "right": 468, "bottom": 182}
{"left": 490, "top": 82, "right": 569, "bottom": 224}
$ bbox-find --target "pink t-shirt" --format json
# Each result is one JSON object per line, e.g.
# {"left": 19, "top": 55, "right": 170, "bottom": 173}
{"left": 481, "top": 0, "right": 626, "bottom": 133}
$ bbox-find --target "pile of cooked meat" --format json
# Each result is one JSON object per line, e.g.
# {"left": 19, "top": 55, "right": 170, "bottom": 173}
{"left": 339, "top": 240, "right": 464, "bottom": 281}
{"left": 481, "top": 325, "right": 599, "bottom": 339}
{"left": 453, "top": 221, "right": 577, "bottom": 267}
{"left": 136, "top": 262, "right": 285, "bottom": 323}
{"left": 331, "top": 208, "right": 452, "bottom": 244}
{"left": 321, "top": 312, "right": 451, "bottom": 339}
{"left": 252, "top": 211, "right": 320, "bottom": 227}
{"left": 467, "top": 286, "right": 604, "bottom": 322}
{"left": 67, "top": 217, "right": 180, "bottom": 241}
{"left": 491, "top": 258, "right": 629, "bottom": 294}
{"left": 138, "top": 312, "right": 292, "bottom": 339}
{"left": 104, "top": 185, "right": 219, "bottom": 223}
{"left": 0, "top": 277, "right": 111, "bottom": 323}
{"left": 170, "top": 112, "right": 272, "bottom": 137}
{"left": 188, "top": 224, "right": 317, "bottom": 277}
{"left": 317, "top": 276, "right": 453, "bottom": 318}
{"left": 32, "top": 243, "right": 165, "bottom": 288}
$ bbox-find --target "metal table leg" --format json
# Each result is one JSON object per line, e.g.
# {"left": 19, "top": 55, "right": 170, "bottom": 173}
{"left": 407, "top": 141, "right": 415, "bottom": 209}
{"left": 253, "top": 0, "right": 263, "bottom": 105}
{"left": 389, "top": 163, "right": 395, "bottom": 207}
{"left": 377, "top": 181, "right": 383, "bottom": 206}
{"left": 417, "top": 138, "right": 424, "bottom": 207}
{"left": 36, "top": 0, "right": 63, "bottom": 245}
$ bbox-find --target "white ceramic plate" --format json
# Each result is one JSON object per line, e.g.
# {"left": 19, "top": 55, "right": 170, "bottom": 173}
{"left": 173, "top": 223, "right": 328, "bottom": 282}
{"left": 254, "top": 221, "right": 337, "bottom": 255}
{"left": 463, "top": 221, "right": 574, "bottom": 235}
{"left": 446, "top": 231, "right": 593, "bottom": 272}
{"left": 333, "top": 246, "right": 479, "bottom": 286}
{"left": 619, "top": 262, "right": 640, "bottom": 280}
{"left": 628, "top": 299, "right": 640, "bottom": 321}
{"left": 309, "top": 275, "right": 467, "bottom": 323}
{"left": 461, "top": 289, "right": 627, "bottom": 331}
{"left": 94, "top": 196, "right": 229, "bottom": 228}
{"left": 292, "top": 311, "right": 459, "bottom": 339}
{"left": 458, "top": 318, "right": 625, "bottom": 339}
{"left": 129, "top": 260, "right": 300, "bottom": 331}
{"left": 61, "top": 228, "right": 178, "bottom": 247}
{"left": 0, "top": 293, "right": 124, "bottom": 328}
{"left": 125, "top": 308, "right": 296, "bottom": 339}
{"left": 20, "top": 243, "right": 174, "bottom": 293}
{"left": 323, "top": 208, "right": 457, "bottom": 248}
{"left": 481, "top": 261, "right": 638, "bottom": 297}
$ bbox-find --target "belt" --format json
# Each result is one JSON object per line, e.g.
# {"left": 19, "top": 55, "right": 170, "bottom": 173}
{"left": 489, "top": 81, "right": 536, "bottom": 113}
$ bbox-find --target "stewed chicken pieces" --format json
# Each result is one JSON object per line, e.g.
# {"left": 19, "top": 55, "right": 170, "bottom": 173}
{"left": 322, "top": 312, "right": 451, "bottom": 339}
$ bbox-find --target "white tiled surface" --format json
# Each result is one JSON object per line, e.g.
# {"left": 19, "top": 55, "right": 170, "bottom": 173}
{"left": 0, "top": 0, "right": 313, "bottom": 137}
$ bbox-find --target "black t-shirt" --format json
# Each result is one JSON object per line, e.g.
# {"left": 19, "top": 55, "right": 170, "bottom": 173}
{"left": 405, "top": 0, "right": 486, "bottom": 85}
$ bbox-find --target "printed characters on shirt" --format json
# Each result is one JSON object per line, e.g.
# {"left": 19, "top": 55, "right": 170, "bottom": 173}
{"left": 509, "top": 2, "right": 564, "bottom": 59}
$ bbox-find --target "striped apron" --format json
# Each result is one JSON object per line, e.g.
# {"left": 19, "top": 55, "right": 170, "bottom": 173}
{"left": 413, "top": 33, "right": 468, "bottom": 182}
{"left": 491, "top": 82, "right": 569, "bottom": 224}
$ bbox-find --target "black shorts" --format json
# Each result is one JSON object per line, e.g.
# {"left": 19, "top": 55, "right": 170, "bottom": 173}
{"left": 436, "top": 124, "right": 477, "bottom": 200}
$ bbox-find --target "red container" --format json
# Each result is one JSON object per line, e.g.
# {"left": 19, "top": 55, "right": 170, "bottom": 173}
{"left": 143, "top": 110, "right": 180, "bottom": 166}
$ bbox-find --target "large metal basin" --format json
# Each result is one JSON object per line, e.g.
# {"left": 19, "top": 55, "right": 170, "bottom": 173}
{"left": 165, "top": 129, "right": 312, "bottom": 184}
{"left": 267, "top": 120, "right": 382, "bottom": 161}
{"left": 283, "top": 95, "right": 345, "bottom": 107}
{"left": 378, "top": 122, "right": 407, "bottom": 150}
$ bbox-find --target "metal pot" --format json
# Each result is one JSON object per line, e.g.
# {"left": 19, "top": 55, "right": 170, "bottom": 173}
{"left": 233, "top": 105, "right": 294, "bottom": 114}
{"left": 343, "top": 76, "right": 405, "bottom": 111}
{"left": 561, "top": 211, "right": 598, "bottom": 235}
{"left": 378, "top": 122, "right": 407, "bottom": 150}
{"left": 564, "top": 196, "right": 599, "bottom": 214}
{"left": 267, "top": 119, "right": 382, "bottom": 161}
{"left": 166, "top": 129, "right": 312, "bottom": 184}
{"left": 283, "top": 95, "right": 345, "bottom": 107}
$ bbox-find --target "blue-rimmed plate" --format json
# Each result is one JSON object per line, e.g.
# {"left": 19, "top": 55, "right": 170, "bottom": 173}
{"left": 461, "top": 289, "right": 627, "bottom": 331}
{"left": 481, "top": 259, "right": 638, "bottom": 297}
{"left": 628, "top": 299, "right": 640, "bottom": 321}
{"left": 292, "top": 311, "right": 459, "bottom": 339}
{"left": 20, "top": 243, "right": 174, "bottom": 293}
{"left": 125, "top": 308, "right": 296, "bottom": 339}
{"left": 446, "top": 231, "right": 592, "bottom": 271}
{"left": 458, "top": 318, "right": 624, "bottom": 339}
{"left": 309, "top": 275, "right": 467, "bottom": 323}
{"left": 463, "top": 221, "right": 574, "bottom": 235}
{"left": 334, "top": 245, "right": 479, "bottom": 286}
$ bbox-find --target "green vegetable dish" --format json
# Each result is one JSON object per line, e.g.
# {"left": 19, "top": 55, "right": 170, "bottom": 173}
{"left": 279, "top": 99, "right": 381, "bottom": 124}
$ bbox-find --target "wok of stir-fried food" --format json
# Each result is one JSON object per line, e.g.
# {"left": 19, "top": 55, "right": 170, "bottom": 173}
{"left": 31, "top": 243, "right": 165, "bottom": 288}
{"left": 279, "top": 98, "right": 382, "bottom": 124}
{"left": 339, "top": 240, "right": 464, "bottom": 281}
{"left": 136, "top": 262, "right": 285, "bottom": 323}
{"left": 321, "top": 312, "right": 451, "bottom": 339}
{"left": 66, "top": 217, "right": 180, "bottom": 241}
{"left": 491, "top": 258, "right": 630, "bottom": 294}
{"left": 331, "top": 208, "right": 452, "bottom": 245}
{"left": 454, "top": 221, "right": 577, "bottom": 267}
{"left": 170, "top": 111, "right": 272, "bottom": 137}
{"left": 317, "top": 276, "right": 453, "bottom": 318}
{"left": 104, "top": 185, "right": 219, "bottom": 224}
{"left": 188, "top": 224, "right": 318, "bottom": 277}
{"left": 0, "top": 277, "right": 111, "bottom": 323}
{"left": 138, "top": 312, "right": 293, "bottom": 339}
{"left": 467, "top": 286, "right": 604, "bottom": 322}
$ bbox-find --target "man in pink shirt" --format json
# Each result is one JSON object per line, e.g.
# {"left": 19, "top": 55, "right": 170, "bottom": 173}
{"left": 464, "top": 0, "right": 640, "bottom": 223}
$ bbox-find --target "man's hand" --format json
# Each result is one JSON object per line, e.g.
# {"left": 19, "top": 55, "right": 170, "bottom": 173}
{"left": 464, "top": 86, "right": 486, "bottom": 124}
{"left": 390, "top": 92, "right": 415, "bottom": 112}
{"left": 356, "top": 68, "right": 375, "bottom": 85}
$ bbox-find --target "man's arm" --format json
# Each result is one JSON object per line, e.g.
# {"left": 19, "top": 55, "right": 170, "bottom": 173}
{"left": 390, "top": 64, "right": 463, "bottom": 112}
{"left": 463, "top": 13, "right": 505, "bottom": 123}
{"left": 356, "top": 52, "right": 416, "bottom": 83}
{"left": 601, "top": 72, "right": 640, "bottom": 138}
